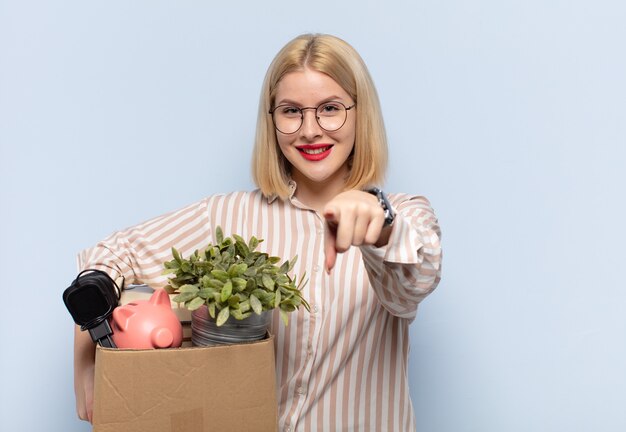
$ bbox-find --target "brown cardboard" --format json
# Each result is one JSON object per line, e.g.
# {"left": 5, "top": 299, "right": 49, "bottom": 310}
{"left": 93, "top": 335, "right": 278, "bottom": 432}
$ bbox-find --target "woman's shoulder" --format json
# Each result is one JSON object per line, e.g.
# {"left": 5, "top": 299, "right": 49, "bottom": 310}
{"left": 196, "top": 189, "right": 269, "bottom": 211}
{"left": 388, "top": 192, "right": 434, "bottom": 208}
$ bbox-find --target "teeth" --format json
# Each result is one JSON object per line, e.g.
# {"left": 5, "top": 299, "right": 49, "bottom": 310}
{"left": 301, "top": 146, "right": 330, "bottom": 155}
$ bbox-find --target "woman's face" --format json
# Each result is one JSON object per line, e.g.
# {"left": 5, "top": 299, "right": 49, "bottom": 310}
{"left": 273, "top": 68, "right": 356, "bottom": 191}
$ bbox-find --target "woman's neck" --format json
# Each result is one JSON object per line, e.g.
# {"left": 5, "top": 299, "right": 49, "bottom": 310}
{"left": 291, "top": 172, "right": 347, "bottom": 213}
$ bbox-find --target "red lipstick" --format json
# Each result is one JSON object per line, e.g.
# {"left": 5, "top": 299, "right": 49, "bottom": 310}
{"left": 296, "top": 144, "right": 333, "bottom": 161}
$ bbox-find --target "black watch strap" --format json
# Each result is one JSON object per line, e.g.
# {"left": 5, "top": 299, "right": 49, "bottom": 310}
{"left": 366, "top": 187, "right": 395, "bottom": 227}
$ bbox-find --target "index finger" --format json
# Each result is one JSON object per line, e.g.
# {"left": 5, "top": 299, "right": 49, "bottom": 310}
{"left": 324, "top": 211, "right": 338, "bottom": 273}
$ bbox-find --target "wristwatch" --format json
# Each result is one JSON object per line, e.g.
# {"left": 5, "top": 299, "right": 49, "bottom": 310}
{"left": 366, "top": 187, "right": 395, "bottom": 227}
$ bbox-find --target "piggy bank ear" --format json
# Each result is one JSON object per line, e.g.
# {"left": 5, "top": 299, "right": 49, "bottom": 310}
{"left": 112, "top": 306, "right": 135, "bottom": 331}
{"left": 149, "top": 288, "right": 172, "bottom": 308}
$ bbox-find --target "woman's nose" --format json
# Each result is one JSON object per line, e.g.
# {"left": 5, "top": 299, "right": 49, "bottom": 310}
{"left": 300, "top": 109, "right": 323, "bottom": 139}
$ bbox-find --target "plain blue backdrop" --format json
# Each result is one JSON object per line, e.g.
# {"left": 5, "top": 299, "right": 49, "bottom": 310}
{"left": 1, "top": 1, "right": 625, "bottom": 431}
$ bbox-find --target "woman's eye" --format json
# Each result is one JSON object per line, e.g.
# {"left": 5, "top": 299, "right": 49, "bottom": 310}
{"left": 281, "top": 106, "right": 300, "bottom": 115}
{"left": 320, "top": 103, "right": 340, "bottom": 112}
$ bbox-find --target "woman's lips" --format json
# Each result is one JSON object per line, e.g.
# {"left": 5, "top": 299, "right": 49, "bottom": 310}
{"left": 297, "top": 144, "right": 333, "bottom": 161}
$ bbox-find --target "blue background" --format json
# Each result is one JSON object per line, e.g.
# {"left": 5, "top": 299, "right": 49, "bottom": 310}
{"left": 1, "top": 1, "right": 625, "bottom": 431}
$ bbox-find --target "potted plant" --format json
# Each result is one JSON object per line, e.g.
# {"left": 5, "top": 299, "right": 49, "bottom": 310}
{"left": 162, "top": 227, "right": 309, "bottom": 345}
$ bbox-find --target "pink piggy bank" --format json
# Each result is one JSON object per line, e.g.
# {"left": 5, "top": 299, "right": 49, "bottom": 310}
{"left": 111, "top": 289, "right": 183, "bottom": 349}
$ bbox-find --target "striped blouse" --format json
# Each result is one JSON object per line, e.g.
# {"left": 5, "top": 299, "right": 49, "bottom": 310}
{"left": 77, "top": 185, "right": 442, "bottom": 431}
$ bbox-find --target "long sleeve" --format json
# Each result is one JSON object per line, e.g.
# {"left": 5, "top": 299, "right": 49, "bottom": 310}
{"left": 359, "top": 194, "right": 442, "bottom": 321}
{"left": 76, "top": 199, "right": 214, "bottom": 289}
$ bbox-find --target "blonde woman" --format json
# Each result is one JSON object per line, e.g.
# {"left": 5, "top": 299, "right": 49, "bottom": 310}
{"left": 74, "top": 33, "right": 442, "bottom": 431}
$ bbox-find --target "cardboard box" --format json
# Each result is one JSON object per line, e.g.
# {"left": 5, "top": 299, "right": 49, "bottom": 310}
{"left": 93, "top": 335, "right": 278, "bottom": 432}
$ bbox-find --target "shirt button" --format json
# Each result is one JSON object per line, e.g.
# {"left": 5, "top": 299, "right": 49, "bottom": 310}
{"left": 312, "top": 304, "right": 319, "bottom": 314}
{"left": 317, "top": 228, "right": 323, "bottom": 235}
{"left": 296, "top": 386, "right": 307, "bottom": 395}
{"left": 313, "top": 265, "right": 320, "bottom": 272}
{"left": 285, "top": 426, "right": 292, "bottom": 432}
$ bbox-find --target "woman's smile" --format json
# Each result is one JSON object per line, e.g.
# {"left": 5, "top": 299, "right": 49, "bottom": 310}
{"left": 297, "top": 144, "right": 334, "bottom": 160}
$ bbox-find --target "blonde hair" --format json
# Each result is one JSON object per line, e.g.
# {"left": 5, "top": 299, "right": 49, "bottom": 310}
{"left": 252, "top": 33, "right": 388, "bottom": 199}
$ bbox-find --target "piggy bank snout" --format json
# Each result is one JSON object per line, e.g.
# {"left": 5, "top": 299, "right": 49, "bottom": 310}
{"left": 151, "top": 327, "right": 174, "bottom": 348}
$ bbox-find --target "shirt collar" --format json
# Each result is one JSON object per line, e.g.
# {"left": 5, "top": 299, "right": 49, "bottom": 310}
{"left": 267, "top": 179, "right": 297, "bottom": 204}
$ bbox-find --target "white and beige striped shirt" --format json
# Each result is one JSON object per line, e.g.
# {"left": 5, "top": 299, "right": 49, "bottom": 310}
{"left": 78, "top": 185, "right": 442, "bottom": 431}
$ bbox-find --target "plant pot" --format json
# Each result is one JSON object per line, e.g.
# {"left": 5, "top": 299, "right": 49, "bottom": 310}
{"left": 191, "top": 305, "right": 272, "bottom": 346}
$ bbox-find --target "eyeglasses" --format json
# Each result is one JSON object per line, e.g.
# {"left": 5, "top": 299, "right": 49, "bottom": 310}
{"left": 269, "top": 101, "right": 356, "bottom": 135}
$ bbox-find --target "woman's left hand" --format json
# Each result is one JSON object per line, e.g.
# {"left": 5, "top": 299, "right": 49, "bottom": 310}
{"left": 323, "top": 190, "right": 392, "bottom": 272}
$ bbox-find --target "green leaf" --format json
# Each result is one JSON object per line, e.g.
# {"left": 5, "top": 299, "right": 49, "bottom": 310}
{"left": 233, "top": 234, "right": 250, "bottom": 257}
{"left": 164, "top": 285, "right": 177, "bottom": 294}
{"left": 281, "top": 301, "right": 297, "bottom": 312}
{"left": 288, "top": 255, "right": 298, "bottom": 272}
{"left": 172, "top": 247, "right": 182, "bottom": 263}
{"left": 232, "top": 277, "right": 247, "bottom": 292}
{"left": 198, "top": 287, "right": 216, "bottom": 299}
{"left": 246, "top": 278, "right": 256, "bottom": 291}
{"left": 268, "top": 256, "right": 281, "bottom": 264}
{"left": 208, "top": 302, "right": 216, "bottom": 318}
{"left": 172, "top": 292, "right": 197, "bottom": 303}
{"left": 231, "top": 309, "right": 251, "bottom": 320}
{"left": 179, "top": 284, "right": 199, "bottom": 294}
{"left": 216, "top": 306, "right": 230, "bottom": 326}
{"left": 255, "top": 254, "right": 267, "bottom": 266}
{"left": 250, "top": 294, "right": 263, "bottom": 315}
{"left": 262, "top": 274, "right": 275, "bottom": 291}
{"left": 252, "top": 289, "right": 267, "bottom": 301}
{"left": 274, "top": 289, "right": 281, "bottom": 308}
{"left": 235, "top": 263, "right": 248, "bottom": 277}
{"left": 228, "top": 295, "right": 240, "bottom": 308}
{"left": 186, "top": 296, "right": 205, "bottom": 311}
{"left": 279, "top": 260, "right": 289, "bottom": 274}
{"left": 228, "top": 263, "right": 247, "bottom": 278}
{"left": 239, "top": 299, "right": 251, "bottom": 313}
{"left": 207, "top": 279, "right": 225, "bottom": 289}
{"left": 211, "top": 270, "right": 229, "bottom": 282}
{"left": 297, "top": 272, "right": 308, "bottom": 290}
{"left": 220, "top": 280, "right": 233, "bottom": 302}
{"left": 247, "top": 236, "right": 257, "bottom": 251}
{"left": 215, "top": 226, "right": 224, "bottom": 244}
{"left": 244, "top": 267, "right": 257, "bottom": 277}
{"left": 161, "top": 268, "right": 177, "bottom": 276}
{"left": 279, "top": 309, "right": 289, "bottom": 326}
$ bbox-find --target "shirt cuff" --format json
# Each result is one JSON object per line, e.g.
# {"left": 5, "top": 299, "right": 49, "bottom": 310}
{"left": 360, "top": 215, "right": 424, "bottom": 265}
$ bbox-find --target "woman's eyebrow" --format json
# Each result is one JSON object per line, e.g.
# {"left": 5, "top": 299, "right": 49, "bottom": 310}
{"left": 275, "top": 95, "right": 346, "bottom": 106}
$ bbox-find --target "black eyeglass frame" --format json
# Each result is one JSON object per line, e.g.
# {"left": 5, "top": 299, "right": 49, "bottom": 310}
{"left": 268, "top": 101, "right": 356, "bottom": 135}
